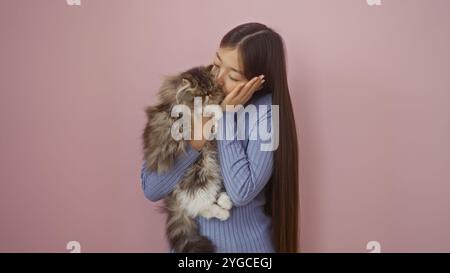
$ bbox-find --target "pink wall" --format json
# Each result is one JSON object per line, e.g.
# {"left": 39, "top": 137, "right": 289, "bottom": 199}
{"left": 1, "top": 0, "right": 449, "bottom": 252}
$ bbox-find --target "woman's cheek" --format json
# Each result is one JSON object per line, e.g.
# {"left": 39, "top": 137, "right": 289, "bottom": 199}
{"left": 222, "top": 82, "right": 230, "bottom": 94}
{"left": 225, "top": 81, "right": 238, "bottom": 94}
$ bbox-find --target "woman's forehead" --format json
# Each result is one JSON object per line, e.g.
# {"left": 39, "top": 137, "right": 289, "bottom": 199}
{"left": 216, "top": 47, "right": 244, "bottom": 75}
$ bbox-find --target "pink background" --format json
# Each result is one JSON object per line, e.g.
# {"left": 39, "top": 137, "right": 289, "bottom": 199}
{"left": 1, "top": 0, "right": 449, "bottom": 252}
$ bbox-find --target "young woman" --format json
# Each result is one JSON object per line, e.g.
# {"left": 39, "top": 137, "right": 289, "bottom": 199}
{"left": 141, "top": 22, "right": 299, "bottom": 253}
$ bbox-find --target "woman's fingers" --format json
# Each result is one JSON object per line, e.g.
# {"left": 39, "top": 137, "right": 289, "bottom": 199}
{"left": 242, "top": 82, "right": 264, "bottom": 103}
{"left": 242, "top": 77, "right": 265, "bottom": 104}
{"left": 226, "top": 83, "right": 245, "bottom": 103}
{"left": 231, "top": 82, "right": 246, "bottom": 97}
{"left": 247, "top": 75, "right": 263, "bottom": 90}
{"left": 246, "top": 75, "right": 264, "bottom": 94}
{"left": 221, "top": 82, "right": 245, "bottom": 110}
{"left": 235, "top": 75, "right": 264, "bottom": 102}
{"left": 221, "top": 75, "right": 265, "bottom": 110}
{"left": 241, "top": 82, "right": 264, "bottom": 104}
{"left": 234, "top": 77, "right": 257, "bottom": 100}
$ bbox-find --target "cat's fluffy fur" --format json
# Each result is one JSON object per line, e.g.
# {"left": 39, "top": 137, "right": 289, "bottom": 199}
{"left": 142, "top": 65, "right": 233, "bottom": 253}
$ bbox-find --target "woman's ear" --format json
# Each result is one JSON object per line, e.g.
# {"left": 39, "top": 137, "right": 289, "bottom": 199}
{"left": 176, "top": 78, "right": 193, "bottom": 103}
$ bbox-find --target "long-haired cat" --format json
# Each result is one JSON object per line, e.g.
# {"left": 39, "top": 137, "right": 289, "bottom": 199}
{"left": 142, "top": 65, "right": 233, "bottom": 253}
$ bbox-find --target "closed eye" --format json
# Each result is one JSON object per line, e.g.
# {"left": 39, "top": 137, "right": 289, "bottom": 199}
{"left": 228, "top": 75, "right": 238, "bottom": 81}
{"left": 213, "top": 60, "right": 241, "bottom": 82}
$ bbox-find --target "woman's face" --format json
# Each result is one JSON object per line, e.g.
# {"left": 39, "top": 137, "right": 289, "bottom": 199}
{"left": 211, "top": 47, "right": 248, "bottom": 95}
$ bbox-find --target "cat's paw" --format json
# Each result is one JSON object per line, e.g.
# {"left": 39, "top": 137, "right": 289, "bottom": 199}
{"left": 199, "top": 204, "right": 230, "bottom": 220}
{"left": 217, "top": 192, "right": 233, "bottom": 210}
{"left": 215, "top": 209, "right": 230, "bottom": 221}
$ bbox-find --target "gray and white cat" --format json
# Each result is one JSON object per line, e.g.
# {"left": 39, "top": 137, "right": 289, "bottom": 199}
{"left": 142, "top": 65, "right": 233, "bottom": 253}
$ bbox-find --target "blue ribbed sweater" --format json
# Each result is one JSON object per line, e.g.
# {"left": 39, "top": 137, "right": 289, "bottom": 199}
{"left": 141, "top": 92, "right": 275, "bottom": 253}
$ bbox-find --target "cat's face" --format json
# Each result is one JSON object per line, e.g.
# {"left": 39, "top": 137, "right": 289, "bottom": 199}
{"left": 175, "top": 66, "right": 225, "bottom": 108}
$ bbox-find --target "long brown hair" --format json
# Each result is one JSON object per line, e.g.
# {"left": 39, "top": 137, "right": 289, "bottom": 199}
{"left": 220, "top": 22, "right": 299, "bottom": 252}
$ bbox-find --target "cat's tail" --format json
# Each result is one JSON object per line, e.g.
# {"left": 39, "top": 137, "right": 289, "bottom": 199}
{"left": 166, "top": 208, "right": 215, "bottom": 253}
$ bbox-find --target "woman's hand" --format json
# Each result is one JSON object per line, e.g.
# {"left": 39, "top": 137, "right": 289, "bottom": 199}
{"left": 221, "top": 75, "right": 265, "bottom": 111}
{"left": 189, "top": 75, "right": 265, "bottom": 151}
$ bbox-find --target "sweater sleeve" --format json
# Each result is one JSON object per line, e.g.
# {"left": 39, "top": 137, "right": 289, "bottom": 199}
{"left": 216, "top": 107, "right": 274, "bottom": 207}
{"left": 141, "top": 143, "right": 200, "bottom": 202}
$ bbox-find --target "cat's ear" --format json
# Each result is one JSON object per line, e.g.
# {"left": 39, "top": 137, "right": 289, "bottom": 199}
{"left": 176, "top": 78, "right": 193, "bottom": 103}
{"left": 206, "top": 64, "right": 214, "bottom": 72}
{"left": 207, "top": 63, "right": 219, "bottom": 78}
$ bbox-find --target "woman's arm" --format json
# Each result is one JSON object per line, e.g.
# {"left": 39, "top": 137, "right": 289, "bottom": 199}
{"left": 141, "top": 143, "right": 200, "bottom": 201}
{"left": 216, "top": 107, "right": 274, "bottom": 207}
